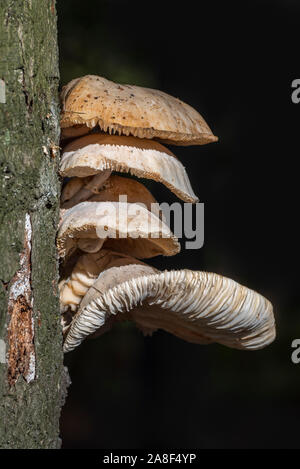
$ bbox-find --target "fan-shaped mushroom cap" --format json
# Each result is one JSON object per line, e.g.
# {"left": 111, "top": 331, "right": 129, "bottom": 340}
{"left": 57, "top": 201, "right": 180, "bottom": 259}
{"left": 63, "top": 259, "right": 275, "bottom": 353}
{"left": 60, "top": 134, "right": 199, "bottom": 203}
{"left": 60, "top": 75, "right": 218, "bottom": 146}
{"left": 62, "top": 175, "right": 158, "bottom": 211}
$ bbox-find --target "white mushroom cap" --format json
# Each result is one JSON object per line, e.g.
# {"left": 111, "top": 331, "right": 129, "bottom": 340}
{"left": 57, "top": 201, "right": 180, "bottom": 259}
{"left": 59, "top": 253, "right": 103, "bottom": 314}
{"left": 60, "top": 75, "right": 218, "bottom": 146}
{"left": 60, "top": 134, "right": 199, "bottom": 203}
{"left": 63, "top": 258, "right": 275, "bottom": 353}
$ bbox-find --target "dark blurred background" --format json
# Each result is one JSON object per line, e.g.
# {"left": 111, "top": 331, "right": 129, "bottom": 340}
{"left": 57, "top": 0, "right": 299, "bottom": 448}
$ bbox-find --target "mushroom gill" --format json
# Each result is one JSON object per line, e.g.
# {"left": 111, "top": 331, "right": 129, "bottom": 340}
{"left": 60, "top": 133, "right": 199, "bottom": 203}
{"left": 62, "top": 251, "right": 276, "bottom": 353}
{"left": 59, "top": 249, "right": 150, "bottom": 333}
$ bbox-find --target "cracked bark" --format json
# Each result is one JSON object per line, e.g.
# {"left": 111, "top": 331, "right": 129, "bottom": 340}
{"left": 0, "top": 0, "right": 66, "bottom": 448}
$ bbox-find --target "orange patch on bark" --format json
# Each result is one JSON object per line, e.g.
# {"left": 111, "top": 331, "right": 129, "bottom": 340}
{"left": 6, "top": 214, "right": 35, "bottom": 386}
{"left": 7, "top": 295, "right": 34, "bottom": 386}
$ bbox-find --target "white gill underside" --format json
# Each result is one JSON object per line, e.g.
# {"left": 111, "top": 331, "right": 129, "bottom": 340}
{"left": 60, "top": 144, "right": 198, "bottom": 203}
{"left": 63, "top": 268, "right": 275, "bottom": 353}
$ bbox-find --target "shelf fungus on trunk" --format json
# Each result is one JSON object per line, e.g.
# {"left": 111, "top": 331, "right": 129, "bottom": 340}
{"left": 60, "top": 134, "right": 199, "bottom": 203}
{"left": 60, "top": 75, "right": 218, "bottom": 145}
{"left": 58, "top": 74, "right": 276, "bottom": 357}
{"left": 57, "top": 201, "right": 180, "bottom": 259}
{"left": 62, "top": 250, "right": 276, "bottom": 353}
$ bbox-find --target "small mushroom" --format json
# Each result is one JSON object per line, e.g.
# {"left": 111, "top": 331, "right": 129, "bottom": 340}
{"left": 60, "top": 75, "right": 218, "bottom": 145}
{"left": 61, "top": 174, "right": 159, "bottom": 210}
{"left": 62, "top": 251, "right": 276, "bottom": 353}
{"left": 57, "top": 201, "right": 180, "bottom": 259}
{"left": 60, "top": 133, "right": 199, "bottom": 203}
{"left": 61, "top": 176, "right": 91, "bottom": 205}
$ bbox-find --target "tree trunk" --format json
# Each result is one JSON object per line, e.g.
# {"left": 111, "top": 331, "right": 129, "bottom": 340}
{"left": 0, "top": 0, "right": 65, "bottom": 448}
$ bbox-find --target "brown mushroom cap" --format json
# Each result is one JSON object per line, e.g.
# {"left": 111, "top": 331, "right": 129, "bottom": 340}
{"left": 60, "top": 75, "right": 218, "bottom": 146}
{"left": 60, "top": 133, "right": 199, "bottom": 203}
{"left": 63, "top": 255, "right": 276, "bottom": 353}
{"left": 57, "top": 201, "right": 180, "bottom": 259}
{"left": 61, "top": 174, "right": 158, "bottom": 211}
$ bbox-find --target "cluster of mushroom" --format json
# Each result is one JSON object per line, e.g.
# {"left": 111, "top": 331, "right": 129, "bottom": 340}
{"left": 58, "top": 75, "right": 275, "bottom": 353}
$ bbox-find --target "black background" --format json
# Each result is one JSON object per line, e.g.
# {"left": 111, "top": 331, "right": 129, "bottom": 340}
{"left": 57, "top": 0, "right": 298, "bottom": 448}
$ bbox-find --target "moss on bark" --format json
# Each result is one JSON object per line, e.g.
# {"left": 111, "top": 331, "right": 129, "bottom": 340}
{"left": 0, "top": 0, "right": 64, "bottom": 448}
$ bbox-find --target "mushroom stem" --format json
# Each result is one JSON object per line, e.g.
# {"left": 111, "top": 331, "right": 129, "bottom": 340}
{"left": 61, "top": 171, "right": 112, "bottom": 209}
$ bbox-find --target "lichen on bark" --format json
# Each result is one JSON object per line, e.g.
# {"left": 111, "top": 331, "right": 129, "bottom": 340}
{"left": 0, "top": 0, "right": 65, "bottom": 449}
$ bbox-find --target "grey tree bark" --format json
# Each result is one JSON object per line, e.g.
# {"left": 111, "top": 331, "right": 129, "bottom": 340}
{"left": 0, "top": 0, "right": 65, "bottom": 448}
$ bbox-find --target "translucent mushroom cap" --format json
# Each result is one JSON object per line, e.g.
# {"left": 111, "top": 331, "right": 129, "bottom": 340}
{"left": 60, "top": 75, "right": 218, "bottom": 146}
{"left": 63, "top": 252, "right": 276, "bottom": 353}
{"left": 60, "top": 133, "right": 199, "bottom": 203}
{"left": 57, "top": 201, "right": 180, "bottom": 259}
